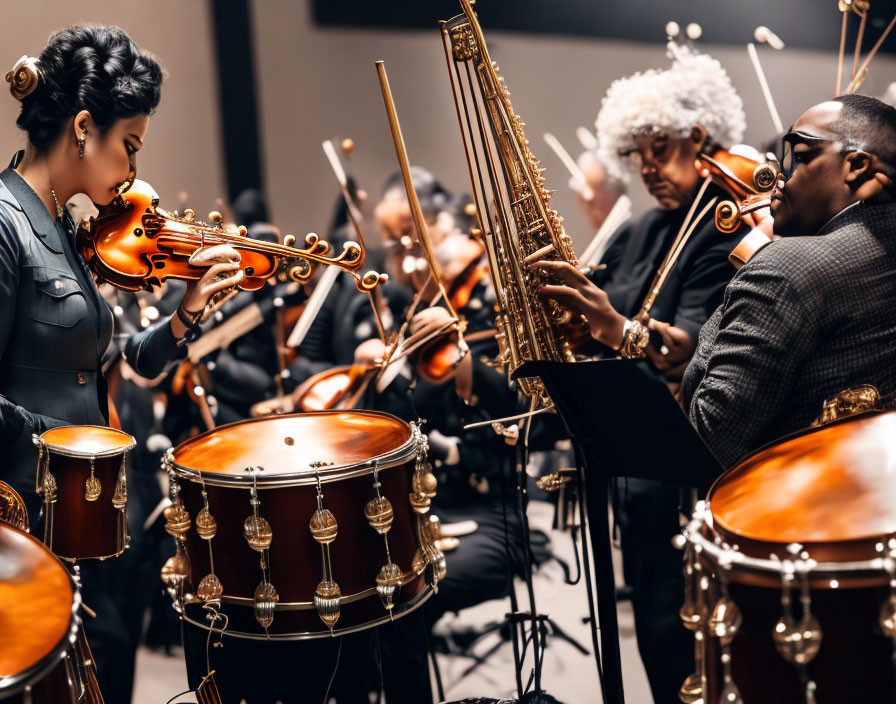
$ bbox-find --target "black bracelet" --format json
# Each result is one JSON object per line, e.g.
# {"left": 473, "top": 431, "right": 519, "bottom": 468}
{"left": 175, "top": 305, "right": 202, "bottom": 329}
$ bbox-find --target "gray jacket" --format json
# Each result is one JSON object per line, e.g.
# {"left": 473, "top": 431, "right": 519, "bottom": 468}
{"left": 681, "top": 200, "right": 896, "bottom": 468}
{"left": 0, "top": 163, "right": 183, "bottom": 514}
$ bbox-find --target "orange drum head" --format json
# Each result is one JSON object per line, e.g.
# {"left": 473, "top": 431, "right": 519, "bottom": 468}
{"left": 171, "top": 411, "right": 413, "bottom": 477}
{"left": 40, "top": 425, "right": 135, "bottom": 456}
{"left": 710, "top": 412, "right": 896, "bottom": 548}
{"left": 0, "top": 524, "right": 74, "bottom": 680}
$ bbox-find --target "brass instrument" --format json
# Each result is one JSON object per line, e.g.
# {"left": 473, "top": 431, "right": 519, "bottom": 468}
{"left": 440, "top": 0, "right": 588, "bottom": 406}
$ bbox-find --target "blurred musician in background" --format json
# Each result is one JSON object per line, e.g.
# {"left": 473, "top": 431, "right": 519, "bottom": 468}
{"left": 357, "top": 165, "right": 564, "bottom": 703}
{"left": 575, "top": 150, "right": 627, "bottom": 242}
{"left": 0, "top": 26, "right": 242, "bottom": 701}
{"left": 682, "top": 94, "right": 896, "bottom": 467}
{"left": 534, "top": 43, "right": 751, "bottom": 704}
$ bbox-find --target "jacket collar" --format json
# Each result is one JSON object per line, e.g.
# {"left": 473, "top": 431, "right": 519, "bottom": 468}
{"left": 0, "top": 153, "right": 64, "bottom": 253}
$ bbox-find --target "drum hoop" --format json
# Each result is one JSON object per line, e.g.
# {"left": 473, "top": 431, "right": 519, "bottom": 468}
{"left": 180, "top": 584, "right": 433, "bottom": 641}
{"left": 167, "top": 426, "right": 420, "bottom": 488}
{"left": 0, "top": 526, "right": 81, "bottom": 696}
{"left": 685, "top": 503, "right": 895, "bottom": 580}
{"left": 37, "top": 424, "right": 136, "bottom": 458}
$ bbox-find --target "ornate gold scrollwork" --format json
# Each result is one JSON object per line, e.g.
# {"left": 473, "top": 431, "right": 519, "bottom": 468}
{"left": 196, "top": 482, "right": 223, "bottom": 604}
{"left": 311, "top": 476, "right": 341, "bottom": 630}
{"left": 366, "top": 465, "right": 402, "bottom": 613}
{"left": 84, "top": 456, "right": 101, "bottom": 502}
{"left": 812, "top": 384, "right": 881, "bottom": 427}
{"left": 242, "top": 468, "right": 277, "bottom": 630}
{"left": 161, "top": 459, "right": 192, "bottom": 604}
{"left": 0, "top": 480, "right": 29, "bottom": 532}
{"left": 409, "top": 427, "right": 445, "bottom": 590}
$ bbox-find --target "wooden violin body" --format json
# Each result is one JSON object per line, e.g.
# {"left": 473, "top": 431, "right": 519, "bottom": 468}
{"left": 77, "top": 180, "right": 375, "bottom": 293}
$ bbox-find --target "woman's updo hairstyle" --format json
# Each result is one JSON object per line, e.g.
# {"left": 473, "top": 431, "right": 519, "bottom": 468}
{"left": 10, "top": 25, "right": 163, "bottom": 151}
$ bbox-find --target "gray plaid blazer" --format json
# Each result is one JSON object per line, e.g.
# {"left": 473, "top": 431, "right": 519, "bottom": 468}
{"left": 681, "top": 200, "right": 896, "bottom": 468}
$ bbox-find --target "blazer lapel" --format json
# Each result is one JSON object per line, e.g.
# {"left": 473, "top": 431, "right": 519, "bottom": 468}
{"left": 0, "top": 162, "right": 64, "bottom": 254}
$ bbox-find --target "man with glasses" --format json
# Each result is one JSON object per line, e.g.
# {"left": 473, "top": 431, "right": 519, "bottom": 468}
{"left": 535, "top": 43, "right": 754, "bottom": 704}
{"left": 681, "top": 94, "right": 896, "bottom": 468}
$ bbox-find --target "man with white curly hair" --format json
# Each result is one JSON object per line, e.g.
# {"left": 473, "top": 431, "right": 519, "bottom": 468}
{"left": 534, "top": 42, "right": 753, "bottom": 704}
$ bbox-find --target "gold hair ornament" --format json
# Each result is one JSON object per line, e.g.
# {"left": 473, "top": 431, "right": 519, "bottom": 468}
{"left": 5, "top": 55, "right": 40, "bottom": 101}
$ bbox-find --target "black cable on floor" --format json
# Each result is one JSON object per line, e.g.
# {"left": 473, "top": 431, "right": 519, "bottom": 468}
{"left": 322, "top": 638, "right": 343, "bottom": 704}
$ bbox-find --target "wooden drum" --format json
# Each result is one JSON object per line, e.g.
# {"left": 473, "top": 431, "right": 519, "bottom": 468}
{"left": 33, "top": 426, "right": 135, "bottom": 561}
{"left": 162, "top": 411, "right": 444, "bottom": 640}
{"left": 0, "top": 522, "right": 90, "bottom": 703}
{"left": 680, "top": 411, "right": 896, "bottom": 704}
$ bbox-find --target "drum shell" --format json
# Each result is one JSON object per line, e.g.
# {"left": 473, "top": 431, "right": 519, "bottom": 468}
{"left": 702, "top": 576, "right": 896, "bottom": 703}
{"left": 41, "top": 452, "right": 124, "bottom": 560}
{"left": 5, "top": 659, "right": 78, "bottom": 704}
{"left": 177, "top": 455, "right": 427, "bottom": 637}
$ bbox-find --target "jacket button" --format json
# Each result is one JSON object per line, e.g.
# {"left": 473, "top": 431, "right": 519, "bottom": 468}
{"left": 76, "top": 372, "right": 86, "bottom": 385}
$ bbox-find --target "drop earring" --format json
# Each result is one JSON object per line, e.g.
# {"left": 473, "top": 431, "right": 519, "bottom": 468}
{"left": 78, "top": 134, "right": 86, "bottom": 159}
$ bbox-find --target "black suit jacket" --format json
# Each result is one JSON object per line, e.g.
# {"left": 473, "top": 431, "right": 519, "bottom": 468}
{"left": 0, "top": 165, "right": 183, "bottom": 514}
{"left": 682, "top": 200, "right": 896, "bottom": 468}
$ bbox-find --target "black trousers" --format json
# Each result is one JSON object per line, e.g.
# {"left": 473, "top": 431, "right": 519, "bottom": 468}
{"left": 615, "top": 479, "right": 693, "bottom": 704}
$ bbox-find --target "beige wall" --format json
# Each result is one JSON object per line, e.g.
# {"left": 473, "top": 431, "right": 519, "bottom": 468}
{"left": 251, "top": 1, "right": 896, "bottom": 251}
{"left": 0, "top": 0, "right": 225, "bottom": 216}
{"left": 3, "top": 1, "right": 893, "bottom": 253}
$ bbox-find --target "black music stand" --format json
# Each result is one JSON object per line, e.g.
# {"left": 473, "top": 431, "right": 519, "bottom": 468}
{"left": 514, "top": 359, "right": 724, "bottom": 704}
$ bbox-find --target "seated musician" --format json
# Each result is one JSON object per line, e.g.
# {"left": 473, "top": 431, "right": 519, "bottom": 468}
{"left": 0, "top": 27, "right": 242, "bottom": 702}
{"left": 681, "top": 94, "right": 896, "bottom": 468}
{"left": 533, "top": 43, "right": 752, "bottom": 704}
{"left": 575, "top": 150, "right": 627, "bottom": 247}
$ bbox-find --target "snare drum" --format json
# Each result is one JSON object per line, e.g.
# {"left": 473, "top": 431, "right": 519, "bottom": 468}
{"left": 680, "top": 411, "right": 896, "bottom": 704}
{"left": 33, "top": 425, "right": 135, "bottom": 561}
{"left": 0, "top": 522, "right": 95, "bottom": 703}
{"left": 162, "top": 410, "right": 444, "bottom": 640}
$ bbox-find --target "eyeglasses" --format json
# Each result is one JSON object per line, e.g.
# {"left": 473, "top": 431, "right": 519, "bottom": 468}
{"left": 778, "top": 131, "right": 843, "bottom": 181}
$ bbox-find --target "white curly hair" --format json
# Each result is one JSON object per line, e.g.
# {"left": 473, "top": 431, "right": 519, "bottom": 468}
{"left": 596, "top": 42, "right": 746, "bottom": 183}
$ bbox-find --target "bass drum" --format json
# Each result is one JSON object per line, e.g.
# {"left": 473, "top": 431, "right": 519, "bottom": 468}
{"left": 162, "top": 410, "right": 444, "bottom": 640}
{"left": 0, "top": 522, "right": 97, "bottom": 703}
{"left": 681, "top": 411, "right": 896, "bottom": 704}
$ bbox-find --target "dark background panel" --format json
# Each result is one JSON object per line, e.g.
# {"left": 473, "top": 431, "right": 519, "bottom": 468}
{"left": 311, "top": 0, "right": 896, "bottom": 54}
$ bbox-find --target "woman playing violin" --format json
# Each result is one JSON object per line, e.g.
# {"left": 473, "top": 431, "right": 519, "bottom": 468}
{"left": 0, "top": 25, "right": 241, "bottom": 521}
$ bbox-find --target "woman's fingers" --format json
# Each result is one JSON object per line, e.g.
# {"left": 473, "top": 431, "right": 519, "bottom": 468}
{"left": 189, "top": 244, "right": 241, "bottom": 266}
{"left": 203, "top": 268, "right": 245, "bottom": 295}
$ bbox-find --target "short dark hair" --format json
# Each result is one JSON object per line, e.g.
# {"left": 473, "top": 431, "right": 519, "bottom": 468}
{"left": 382, "top": 166, "right": 451, "bottom": 219}
{"left": 17, "top": 25, "right": 164, "bottom": 151}
{"left": 831, "top": 94, "right": 896, "bottom": 170}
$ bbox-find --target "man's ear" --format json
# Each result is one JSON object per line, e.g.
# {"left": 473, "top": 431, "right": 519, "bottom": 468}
{"left": 690, "top": 125, "right": 708, "bottom": 152}
{"left": 847, "top": 151, "right": 891, "bottom": 201}
{"left": 843, "top": 151, "right": 874, "bottom": 187}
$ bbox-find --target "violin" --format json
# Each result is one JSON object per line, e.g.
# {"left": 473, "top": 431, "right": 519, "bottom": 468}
{"left": 76, "top": 180, "right": 383, "bottom": 293}
{"left": 414, "top": 232, "right": 488, "bottom": 383}
{"left": 635, "top": 148, "right": 778, "bottom": 324}
{"left": 695, "top": 149, "right": 778, "bottom": 268}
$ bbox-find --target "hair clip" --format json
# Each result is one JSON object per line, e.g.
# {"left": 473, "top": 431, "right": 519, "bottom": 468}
{"left": 5, "top": 55, "right": 40, "bottom": 101}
